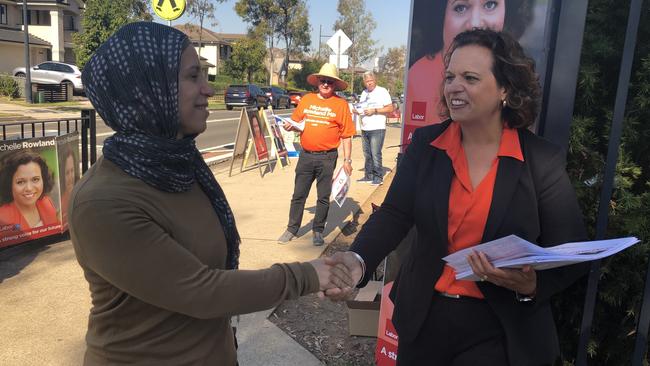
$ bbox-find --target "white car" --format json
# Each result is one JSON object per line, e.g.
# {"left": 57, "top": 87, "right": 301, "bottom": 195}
{"left": 12, "top": 61, "right": 83, "bottom": 93}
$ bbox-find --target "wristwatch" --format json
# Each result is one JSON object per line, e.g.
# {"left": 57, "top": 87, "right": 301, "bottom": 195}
{"left": 515, "top": 291, "right": 536, "bottom": 303}
{"left": 344, "top": 158, "right": 352, "bottom": 164}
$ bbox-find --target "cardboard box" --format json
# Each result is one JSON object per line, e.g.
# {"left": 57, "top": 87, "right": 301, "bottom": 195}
{"left": 347, "top": 280, "right": 382, "bottom": 337}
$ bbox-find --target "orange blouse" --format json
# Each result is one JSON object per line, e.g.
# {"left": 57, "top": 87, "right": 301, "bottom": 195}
{"left": 431, "top": 122, "right": 523, "bottom": 299}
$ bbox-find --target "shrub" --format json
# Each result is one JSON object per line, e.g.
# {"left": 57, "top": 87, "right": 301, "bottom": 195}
{"left": 0, "top": 74, "right": 19, "bottom": 99}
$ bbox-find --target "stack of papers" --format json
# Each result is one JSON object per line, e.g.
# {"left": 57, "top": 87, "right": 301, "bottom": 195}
{"left": 275, "top": 116, "right": 304, "bottom": 132}
{"left": 443, "top": 235, "right": 639, "bottom": 281}
{"left": 330, "top": 166, "right": 350, "bottom": 207}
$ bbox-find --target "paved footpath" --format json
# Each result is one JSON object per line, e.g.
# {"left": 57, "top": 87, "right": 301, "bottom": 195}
{"left": 0, "top": 123, "right": 402, "bottom": 365}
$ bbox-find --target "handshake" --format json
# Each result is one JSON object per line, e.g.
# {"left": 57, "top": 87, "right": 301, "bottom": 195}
{"left": 309, "top": 251, "right": 365, "bottom": 301}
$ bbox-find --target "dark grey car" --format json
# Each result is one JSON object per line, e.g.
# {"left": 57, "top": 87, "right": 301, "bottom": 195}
{"left": 225, "top": 84, "right": 270, "bottom": 110}
{"left": 261, "top": 86, "right": 291, "bottom": 110}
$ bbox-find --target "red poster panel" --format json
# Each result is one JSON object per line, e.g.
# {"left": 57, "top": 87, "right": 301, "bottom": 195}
{"left": 375, "top": 281, "right": 398, "bottom": 366}
{"left": 0, "top": 137, "right": 62, "bottom": 248}
{"left": 402, "top": 0, "right": 554, "bottom": 148}
{"left": 248, "top": 109, "right": 269, "bottom": 161}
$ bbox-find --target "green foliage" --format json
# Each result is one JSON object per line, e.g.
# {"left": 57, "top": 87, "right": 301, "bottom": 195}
{"left": 72, "top": 0, "right": 151, "bottom": 69}
{"left": 554, "top": 0, "right": 650, "bottom": 364}
{"left": 0, "top": 74, "right": 19, "bottom": 99}
{"left": 222, "top": 38, "right": 267, "bottom": 83}
{"left": 287, "top": 58, "right": 324, "bottom": 91}
{"left": 377, "top": 45, "right": 407, "bottom": 95}
{"left": 334, "top": 0, "right": 377, "bottom": 93}
{"left": 339, "top": 72, "right": 364, "bottom": 94}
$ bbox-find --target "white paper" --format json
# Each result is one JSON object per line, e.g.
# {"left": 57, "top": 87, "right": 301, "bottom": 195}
{"left": 276, "top": 115, "right": 304, "bottom": 132}
{"left": 330, "top": 166, "right": 350, "bottom": 207}
{"left": 442, "top": 235, "right": 640, "bottom": 281}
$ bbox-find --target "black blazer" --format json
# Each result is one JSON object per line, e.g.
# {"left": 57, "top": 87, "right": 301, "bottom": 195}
{"left": 351, "top": 120, "right": 588, "bottom": 366}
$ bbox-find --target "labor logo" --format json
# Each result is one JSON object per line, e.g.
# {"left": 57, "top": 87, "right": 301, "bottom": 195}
{"left": 152, "top": 0, "right": 186, "bottom": 21}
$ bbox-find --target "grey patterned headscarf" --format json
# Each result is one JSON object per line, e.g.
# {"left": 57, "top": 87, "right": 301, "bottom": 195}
{"left": 82, "top": 22, "right": 240, "bottom": 269}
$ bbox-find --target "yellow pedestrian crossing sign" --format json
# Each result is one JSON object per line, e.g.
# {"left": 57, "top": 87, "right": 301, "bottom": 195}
{"left": 152, "top": 0, "right": 186, "bottom": 21}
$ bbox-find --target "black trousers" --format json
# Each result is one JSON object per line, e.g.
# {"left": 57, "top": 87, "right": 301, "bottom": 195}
{"left": 396, "top": 294, "right": 509, "bottom": 366}
{"left": 287, "top": 150, "right": 338, "bottom": 234}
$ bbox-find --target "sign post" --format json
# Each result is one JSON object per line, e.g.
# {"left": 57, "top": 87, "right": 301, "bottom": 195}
{"left": 327, "top": 29, "right": 352, "bottom": 70}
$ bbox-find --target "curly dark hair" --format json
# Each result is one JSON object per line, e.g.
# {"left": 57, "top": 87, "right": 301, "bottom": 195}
{"left": 0, "top": 150, "right": 54, "bottom": 205}
{"left": 409, "top": 0, "right": 534, "bottom": 67}
{"left": 438, "top": 29, "right": 541, "bottom": 129}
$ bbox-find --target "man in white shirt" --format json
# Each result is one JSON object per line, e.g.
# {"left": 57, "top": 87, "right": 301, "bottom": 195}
{"left": 354, "top": 71, "right": 393, "bottom": 185}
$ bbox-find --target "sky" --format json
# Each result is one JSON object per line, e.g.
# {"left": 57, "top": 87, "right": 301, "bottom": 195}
{"left": 168, "top": 0, "right": 411, "bottom": 58}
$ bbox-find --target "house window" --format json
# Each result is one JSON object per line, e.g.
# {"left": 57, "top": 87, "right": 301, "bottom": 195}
{"left": 64, "top": 15, "right": 75, "bottom": 31}
{"left": 0, "top": 5, "right": 7, "bottom": 25}
{"left": 19, "top": 10, "right": 52, "bottom": 26}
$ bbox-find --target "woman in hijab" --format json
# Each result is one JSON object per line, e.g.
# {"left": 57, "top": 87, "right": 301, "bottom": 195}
{"left": 70, "top": 22, "right": 351, "bottom": 365}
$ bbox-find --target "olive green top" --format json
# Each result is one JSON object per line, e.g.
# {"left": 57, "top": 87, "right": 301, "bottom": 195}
{"left": 70, "top": 157, "right": 319, "bottom": 365}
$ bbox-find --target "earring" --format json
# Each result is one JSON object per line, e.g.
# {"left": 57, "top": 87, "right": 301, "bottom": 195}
{"left": 502, "top": 99, "right": 507, "bottom": 108}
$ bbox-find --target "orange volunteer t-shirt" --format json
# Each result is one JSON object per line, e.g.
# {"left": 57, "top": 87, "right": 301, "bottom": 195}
{"left": 432, "top": 121, "right": 523, "bottom": 299}
{"left": 291, "top": 93, "right": 355, "bottom": 151}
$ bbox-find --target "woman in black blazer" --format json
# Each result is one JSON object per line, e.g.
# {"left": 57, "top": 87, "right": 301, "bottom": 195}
{"left": 326, "top": 29, "right": 588, "bottom": 365}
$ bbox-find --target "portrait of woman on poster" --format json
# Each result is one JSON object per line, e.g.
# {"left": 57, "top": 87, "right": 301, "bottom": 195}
{"left": 0, "top": 150, "right": 59, "bottom": 235}
{"left": 328, "top": 29, "right": 588, "bottom": 365}
{"left": 404, "top": 0, "right": 534, "bottom": 132}
{"left": 58, "top": 144, "right": 79, "bottom": 228}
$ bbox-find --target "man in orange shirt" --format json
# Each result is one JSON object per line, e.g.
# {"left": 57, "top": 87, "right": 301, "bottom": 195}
{"left": 278, "top": 64, "right": 355, "bottom": 246}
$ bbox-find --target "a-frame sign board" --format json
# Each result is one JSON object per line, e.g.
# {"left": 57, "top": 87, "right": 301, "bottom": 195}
{"left": 228, "top": 107, "right": 272, "bottom": 177}
{"left": 260, "top": 107, "right": 290, "bottom": 169}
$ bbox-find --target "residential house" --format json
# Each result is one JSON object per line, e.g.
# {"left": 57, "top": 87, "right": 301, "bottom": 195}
{"left": 0, "top": 0, "right": 84, "bottom": 74}
{"left": 174, "top": 24, "right": 245, "bottom": 79}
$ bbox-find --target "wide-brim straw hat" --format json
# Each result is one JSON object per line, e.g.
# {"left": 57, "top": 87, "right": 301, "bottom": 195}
{"left": 307, "top": 63, "right": 348, "bottom": 91}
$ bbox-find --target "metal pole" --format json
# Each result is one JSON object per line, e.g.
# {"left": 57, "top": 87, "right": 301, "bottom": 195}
{"left": 337, "top": 36, "right": 341, "bottom": 70}
{"left": 575, "top": 0, "right": 644, "bottom": 364}
{"left": 318, "top": 24, "right": 322, "bottom": 60}
{"left": 22, "top": 0, "right": 32, "bottom": 104}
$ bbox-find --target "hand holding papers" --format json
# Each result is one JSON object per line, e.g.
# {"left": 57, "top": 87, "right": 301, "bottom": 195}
{"left": 330, "top": 166, "right": 350, "bottom": 207}
{"left": 276, "top": 115, "right": 304, "bottom": 132}
{"left": 443, "top": 235, "right": 640, "bottom": 281}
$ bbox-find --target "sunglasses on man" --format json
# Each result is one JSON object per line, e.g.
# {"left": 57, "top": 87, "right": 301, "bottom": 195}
{"left": 319, "top": 78, "right": 334, "bottom": 85}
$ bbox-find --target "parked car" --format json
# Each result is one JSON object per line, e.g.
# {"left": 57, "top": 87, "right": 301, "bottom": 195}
{"left": 335, "top": 91, "right": 358, "bottom": 103}
{"left": 288, "top": 90, "right": 305, "bottom": 106}
{"left": 261, "top": 86, "right": 291, "bottom": 109}
{"left": 12, "top": 61, "right": 84, "bottom": 93}
{"left": 224, "top": 84, "right": 270, "bottom": 110}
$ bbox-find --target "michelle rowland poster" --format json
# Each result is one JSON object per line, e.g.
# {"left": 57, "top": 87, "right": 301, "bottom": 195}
{"left": 0, "top": 137, "right": 62, "bottom": 248}
{"left": 402, "top": 0, "right": 554, "bottom": 147}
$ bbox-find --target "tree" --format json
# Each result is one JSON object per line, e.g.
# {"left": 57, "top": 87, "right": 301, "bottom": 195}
{"left": 72, "top": 0, "right": 151, "bottom": 68}
{"left": 186, "top": 0, "right": 226, "bottom": 58}
{"left": 236, "top": 0, "right": 311, "bottom": 86}
{"left": 274, "top": 0, "right": 311, "bottom": 84}
{"left": 333, "top": 0, "right": 377, "bottom": 92}
{"left": 553, "top": 0, "right": 650, "bottom": 364}
{"left": 222, "top": 38, "right": 267, "bottom": 83}
{"left": 235, "top": 0, "right": 279, "bottom": 85}
{"left": 377, "top": 45, "right": 406, "bottom": 95}
{"left": 288, "top": 57, "right": 325, "bottom": 90}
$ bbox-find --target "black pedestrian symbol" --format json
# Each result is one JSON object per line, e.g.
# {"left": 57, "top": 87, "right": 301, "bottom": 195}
{"left": 156, "top": 0, "right": 180, "bottom": 12}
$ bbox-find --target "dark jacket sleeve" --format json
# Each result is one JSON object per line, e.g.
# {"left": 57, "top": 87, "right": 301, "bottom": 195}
{"left": 529, "top": 143, "right": 589, "bottom": 303}
{"left": 350, "top": 127, "right": 427, "bottom": 286}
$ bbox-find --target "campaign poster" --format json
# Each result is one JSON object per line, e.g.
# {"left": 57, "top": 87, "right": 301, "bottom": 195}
{"left": 262, "top": 109, "right": 289, "bottom": 157}
{"left": 56, "top": 133, "right": 80, "bottom": 231}
{"left": 247, "top": 108, "right": 269, "bottom": 161}
{"left": 402, "top": 0, "right": 554, "bottom": 147}
{"left": 0, "top": 136, "right": 62, "bottom": 248}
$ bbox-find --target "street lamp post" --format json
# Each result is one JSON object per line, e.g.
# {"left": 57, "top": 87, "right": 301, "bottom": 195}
{"left": 22, "top": 0, "right": 32, "bottom": 104}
